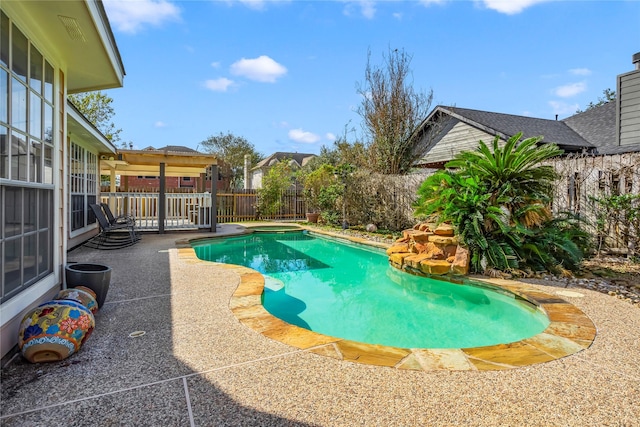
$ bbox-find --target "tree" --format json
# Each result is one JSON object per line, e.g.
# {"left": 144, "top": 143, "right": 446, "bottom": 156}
{"left": 256, "top": 160, "right": 293, "bottom": 216}
{"left": 199, "top": 132, "right": 263, "bottom": 189}
{"left": 576, "top": 88, "right": 616, "bottom": 113}
{"left": 68, "top": 91, "right": 122, "bottom": 144}
{"left": 356, "top": 47, "right": 433, "bottom": 175}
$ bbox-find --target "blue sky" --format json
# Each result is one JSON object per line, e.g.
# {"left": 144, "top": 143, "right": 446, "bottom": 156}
{"left": 102, "top": 0, "right": 640, "bottom": 156}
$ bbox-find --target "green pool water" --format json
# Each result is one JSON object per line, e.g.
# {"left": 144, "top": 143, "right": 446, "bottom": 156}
{"left": 192, "top": 231, "right": 550, "bottom": 349}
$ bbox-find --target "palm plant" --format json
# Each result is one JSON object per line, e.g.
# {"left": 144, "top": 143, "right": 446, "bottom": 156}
{"left": 446, "top": 132, "right": 562, "bottom": 228}
{"left": 414, "top": 133, "right": 591, "bottom": 274}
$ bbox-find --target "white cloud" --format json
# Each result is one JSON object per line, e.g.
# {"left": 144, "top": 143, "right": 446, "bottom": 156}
{"left": 204, "top": 78, "right": 234, "bottom": 92}
{"left": 103, "top": 0, "right": 181, "bottom": 34}
{"left": 569, "top": 68, "right": 592, "bottom": 76}
{"left": 549, "top": 100, "right": 579, "bottom": 116}
{"left": 554, "top": 81, "right": 587, "bottom": 98}
{"left": 211, "top": 62, "right": 221, "bottom": 69}
{"left": 154, "top": 121, "right": 167, "bottom": 128}
{"left": 230, "top": 55, "right": 287, "bottom": 83}
{"left": 477, "top": 0, "right": 552, "bottom": 15}
{"left": 392, "top": 12, "right": 403, "bottom": 20}
{"left": 359, "top": 1, "right": 377, "bottom": 19}
{"left": 289, "top": 129, "right": 321, "bottom": 144}
{"left": 325, "top": 132, "right": 337, "bottom": 141}
{"left": 343, "top": 1, "right": 376, "bottom": 19}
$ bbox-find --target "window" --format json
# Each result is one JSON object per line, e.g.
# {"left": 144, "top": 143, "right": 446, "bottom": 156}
{"left": 70, "top": 142, "right": 97, "bottom": 232}
{"left": 0, "top": 11, "right": 54, "bottom": 183}
{"left": 1, "top": 11, "right": 55, "bottom": 302}
{"left": 2, "top": 186, "right": 53, "bottom": 302}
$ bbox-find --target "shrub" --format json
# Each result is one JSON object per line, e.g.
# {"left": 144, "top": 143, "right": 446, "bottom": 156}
{"left": 414, "top": 133, "right": 592, "bottom": 274}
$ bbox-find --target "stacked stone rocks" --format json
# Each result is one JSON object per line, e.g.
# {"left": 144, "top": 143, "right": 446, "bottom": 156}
{"left": 386, "top": 222, "right": 470, "bottom": 276}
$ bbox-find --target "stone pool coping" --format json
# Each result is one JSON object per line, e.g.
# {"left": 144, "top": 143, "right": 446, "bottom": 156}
{"left": 178, "top": 224, "right": 596, "bottom": 371}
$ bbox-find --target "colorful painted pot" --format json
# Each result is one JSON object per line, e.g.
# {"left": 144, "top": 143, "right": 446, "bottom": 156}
{"left": 54, "top": 288, "right": 99, "bottom": 314}
{"left": 18, "top": 300, "right": 95, "bottom": 363}
{"left": 74, "top": 286, "right": 97, "bottom": 300}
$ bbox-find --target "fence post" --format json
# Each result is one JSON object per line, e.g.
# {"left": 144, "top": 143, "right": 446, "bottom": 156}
{"left": 159, "top": 162, "right": 166, "bottom": 234}
{"left": 210, "top": 165, "right": 218, "bottom": 232}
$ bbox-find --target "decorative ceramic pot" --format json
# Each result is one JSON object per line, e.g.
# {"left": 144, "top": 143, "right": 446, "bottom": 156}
{"left": 18, "top": 300, "right": 95, "bottom": 363}
{"left": 74, "top": 286, "right": 98, "bottom": 301}
{"left": 54, "top": 288, "right": 99, "bottom": 314}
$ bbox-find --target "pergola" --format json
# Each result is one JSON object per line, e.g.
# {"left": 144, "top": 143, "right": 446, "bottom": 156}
{"left": 99, "top": 148, "right": 219, "bottom": 233}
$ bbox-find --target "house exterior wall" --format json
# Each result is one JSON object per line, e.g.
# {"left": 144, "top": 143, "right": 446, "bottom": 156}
{"left": 125, "top": 176, "right": 199, "bottom": 191}
{"left": 251, "top": 169, "right": 264, "bottom": 190}
{"left": 67, "top": 137, "right": 101, "bottom": 249}
{"left": 1, "top": 1, "right": 124, "bottom": 362}
{"left": 106, "top": 176, "right": 223, "bottom": 192}
{"left": 420, "top": 121, "right": 497, "bottom": 165}
{"left": 0, "top": 7, "right": 65, "bottom": 360}
{"left": 617, "top": 68, "right": 640, "bottom": 147}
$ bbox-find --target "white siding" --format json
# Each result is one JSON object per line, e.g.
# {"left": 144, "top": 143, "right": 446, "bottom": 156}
{"left": 251, "top": 169, "right": 263, "bottom": 189}
{"left": 420, "top": 122, "right": 497, "bottom": 165}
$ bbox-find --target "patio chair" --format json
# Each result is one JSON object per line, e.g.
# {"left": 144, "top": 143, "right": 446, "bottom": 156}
{"left": 100, "top": 203, "right": 136, "bottom": 227}
{"left": 84, "top": 204, "right": 140, "bottom": 250}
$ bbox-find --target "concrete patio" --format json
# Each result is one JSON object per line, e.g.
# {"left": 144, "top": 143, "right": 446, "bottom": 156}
{"left": 1, "top": 225, "right": 639, "bottom": 426}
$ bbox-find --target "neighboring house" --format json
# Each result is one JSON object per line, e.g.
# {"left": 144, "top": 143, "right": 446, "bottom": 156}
{"left": 248, "top": 152, "right": 316, "bottom": 190}
{"left": 414, "top": 52, "right": 640, "bottom": 168}
{"left": 112, "top": 145, "right": 225, "bottom": 192}
{"left": 1, "top": 1, "right": 125, "bottom": 361}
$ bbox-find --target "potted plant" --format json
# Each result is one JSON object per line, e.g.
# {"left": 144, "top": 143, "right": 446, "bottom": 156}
{"left": 300, "top": 164, "right": 334, "bottom": 223}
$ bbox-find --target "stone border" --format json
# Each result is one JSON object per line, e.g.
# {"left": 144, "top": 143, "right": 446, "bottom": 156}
{"left": 177, "top": 225, "right": 597, "bottom": 371}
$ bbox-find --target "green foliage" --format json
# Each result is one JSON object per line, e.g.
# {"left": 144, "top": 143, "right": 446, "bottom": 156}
{"left": 590, "top": 193, "right": 640, "bottom": 257}
{"left": 518, "top": 213, "right": 592, "bottom": 273}
{"left": 414, "top": 133, "right": 590, "bottom": 274}
{"left": 576, "top": 88, "right": 616, "bottom": 114}
{"left": 316, "top": 183, "right": 343, "bottom": 225}
{"left": 298, "top": 164, "right": 336, "bottom": 212}
{"left": 256, "top": 161, "right": 293, "bottom": 216}
{"left": 199, "top": 132, "right": 263, "bottom": 189}
{"left": 446, "top": 133, "right": 561, "bottom": 228}
{"left": 68, "top": 91, "right": 122, "bottom": 144}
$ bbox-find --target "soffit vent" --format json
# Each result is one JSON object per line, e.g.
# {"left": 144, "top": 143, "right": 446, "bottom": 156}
{"left": 58, "top": 15, "right": 87, "bottom": 43}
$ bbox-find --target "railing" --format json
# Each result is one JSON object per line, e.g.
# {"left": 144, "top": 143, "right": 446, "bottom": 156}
{"left": 101, "top": 192, "right": 211, "bottom": 230}
{"left": 100, "top": 190, "right": 306, "bottom": 231}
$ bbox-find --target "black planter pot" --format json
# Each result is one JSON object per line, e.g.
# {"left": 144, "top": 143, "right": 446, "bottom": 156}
{"left": 65, "top": 263, "right": 112, "bottom": 308}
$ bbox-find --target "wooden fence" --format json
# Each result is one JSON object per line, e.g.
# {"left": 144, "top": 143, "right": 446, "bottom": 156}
{"left": 217, "top": 189, "right": 306, "bottom": 222}
{"left": 543, "top": 152, "right": 640, "bottom": 255}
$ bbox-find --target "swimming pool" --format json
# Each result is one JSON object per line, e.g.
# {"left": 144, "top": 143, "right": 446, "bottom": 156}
{"left": 192, "top": 231, "right": 550, "bottom": 349}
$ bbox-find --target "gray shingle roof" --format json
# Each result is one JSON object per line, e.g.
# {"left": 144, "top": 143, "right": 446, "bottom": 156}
{"left": 446, "top": 107, "right": 593, "bottom": 149}
{"left": 155, "top": 145, "right": 200, "bottom": 153}
{"left": 562, "top": 101, "right": 616, "bottom": 149}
